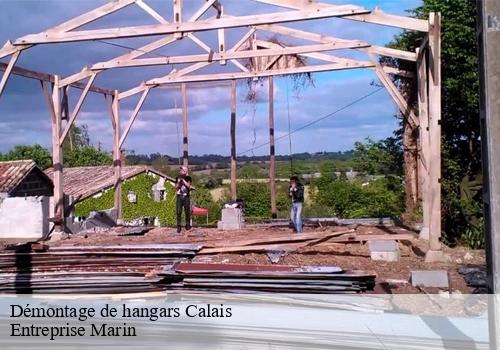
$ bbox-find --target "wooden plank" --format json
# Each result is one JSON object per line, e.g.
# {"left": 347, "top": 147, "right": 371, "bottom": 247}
{"left": 119, "top": 87, "right": 150, "bottom": 148}
{"left": 181, "top": 83, "right": 188, "bottom": 167}
{"left": 230, "top": 79, "right": 237, "bottom": 201}
{"left": 91, "top": 42, "right": 353, "bottom": 69}
{"left": 112, "top": 91, "right": 122, "bottom": 222}
{"left": 371, "top": 55, "right": 419, "bottom": 127}
{"left": 148, "top": 61, "right": 373, "bottom": 85}
{"left": 118, "top": 29, "right": 256, "bottom": 99}
{"left": 135, "top": 0, "right": 167, "bottom": 24}
{"left": 59, "top": 0, "right": 215, "bottom": 87}
{"left": 427, "top": 12, "right": 442, "bottom": 253}
{"left": 14, "top": 6, "right": 370, "bottom": 44}
{"left": 50, "top": 77, "right": 64, "bottom": 231}
{"left": 256, "top": 24, "right": 416, "bottom": 61}
{"left": 269, "top": 76, "right": 277, "bottom": 218}
{"left": 0, "top": 50, "right": 20, "bottom": 98}
{"left": 217, "top": 5, "right": 226, "bottom": 65}
{"left": 0, "top": 62, "right": 112, "bottom": 94}
{"left": 417, "top": 47, "right": 430, "bottom": 239}
{"left": 253, "top": 0, "right": 427, "bottom": 31}
{"left": 173, "top": 0, "right": 182, "bottom": 39}
{"left": 59, "top": 73, "right": 97, "bottom": 143}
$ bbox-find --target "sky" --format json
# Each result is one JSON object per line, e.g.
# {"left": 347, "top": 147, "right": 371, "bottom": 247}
{"left": 0, "top": 0, "right": 421, "bottom": 157}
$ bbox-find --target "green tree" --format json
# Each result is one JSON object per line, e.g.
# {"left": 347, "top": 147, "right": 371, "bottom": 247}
{"left": 352, "top": 137, "right": 403, "bottom": 175}
{"left": 2, "top": 144, "right": 52, "bottom": 169}
{"left": 62, "top": 124, "right": 112, "bottom": 167}
{"left": 385, "top": 0, "right": 481, "bottom": 246}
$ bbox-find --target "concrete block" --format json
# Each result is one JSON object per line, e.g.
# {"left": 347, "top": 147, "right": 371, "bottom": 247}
{"left": 371, "top": 251, "right": 400, "bottom": 262}
{"left": 368, "top": 240, "right": 398, "bottom": 252}
{"left": 0, "top": 196, "right": 50, "bottom": 239}
{"left": 410, "top": 270, "right": 449, "bottom": 288}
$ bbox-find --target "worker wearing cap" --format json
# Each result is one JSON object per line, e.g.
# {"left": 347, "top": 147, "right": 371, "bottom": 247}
{"left": 175, "top": 166, "right": 192, "bottom": 233}
{"left": 289, "top": 176, "right": 304, "bottom": 233}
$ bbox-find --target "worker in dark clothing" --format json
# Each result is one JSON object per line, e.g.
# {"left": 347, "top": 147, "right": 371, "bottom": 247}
{"left": 289, "top": 176, "right": 304, "bottom": 233}
{"left": 175, "top": 166, "right": 192, "bottom": 233}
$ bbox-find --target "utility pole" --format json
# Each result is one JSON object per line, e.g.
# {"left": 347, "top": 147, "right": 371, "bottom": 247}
{"left": 477, "top": 1, "right": 500, "bottom": 349}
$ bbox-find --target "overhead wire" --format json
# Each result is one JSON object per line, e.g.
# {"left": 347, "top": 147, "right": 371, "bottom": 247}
{"left": 237, "top": 86, "right": 384, "bottom": 156}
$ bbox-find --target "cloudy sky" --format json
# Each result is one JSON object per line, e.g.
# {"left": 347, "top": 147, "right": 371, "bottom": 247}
{"left": 0, "top": 0, "right": 421, "bottom": 156}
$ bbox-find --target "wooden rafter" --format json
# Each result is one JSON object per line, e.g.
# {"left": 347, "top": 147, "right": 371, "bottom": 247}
{"left": 13, "top": 6, "right": 370, "bottom": 44}
{"left": 253, "top": 0, "right": 428, "bottom": 32}
{"left": 0, "top": 62, "right": 113, "bottom": 95}
{"left": 0, "top": 51, "right": 21, "bottom": 98}
{"left": 119, "top": 87, "right": 150, "bottom": 148}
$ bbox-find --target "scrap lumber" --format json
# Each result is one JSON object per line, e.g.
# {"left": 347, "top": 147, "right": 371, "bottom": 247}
{"left": 199, "top": 232, "right": 415, "bottom": 254}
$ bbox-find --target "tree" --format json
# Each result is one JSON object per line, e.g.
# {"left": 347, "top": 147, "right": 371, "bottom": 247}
{"left": 1, "top": 144, "right": 52, "bottom": 169}
{"left": 352, "top": 137, "right": 403, "bottom": 175}
{"left": 62, "top": 124, "right": 112, "bottom": 167}
{"left": 385, "top": 0, "right": 481, "bottom": 244}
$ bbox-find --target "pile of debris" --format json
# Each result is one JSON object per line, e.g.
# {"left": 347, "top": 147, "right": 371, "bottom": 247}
{"left": 458, "top": 265, "right": 487, "bottom": 293}
{"left": 0, "top": 243, "right": 200, "bottom": 293}
{"left": 159, "top": 262, "right": 376, "bottom": 293}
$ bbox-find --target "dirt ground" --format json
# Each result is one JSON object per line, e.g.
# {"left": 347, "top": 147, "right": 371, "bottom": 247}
{"left": 43, "top": 224, "right": 485, "bottom": 294}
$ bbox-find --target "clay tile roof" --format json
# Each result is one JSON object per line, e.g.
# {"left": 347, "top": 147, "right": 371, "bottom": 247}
{"left": 44, "top": 165, "right": 174, "bottom": 201}
{"left": 0, "top": 159, "right": 38, "bottom": 193}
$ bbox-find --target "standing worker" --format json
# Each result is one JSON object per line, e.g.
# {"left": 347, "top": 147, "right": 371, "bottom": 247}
{"left": 289, "top": 176, "right": 304, "bottom": 233}
{"left": 175, "top": 166, "right": 192, "bottom": 233}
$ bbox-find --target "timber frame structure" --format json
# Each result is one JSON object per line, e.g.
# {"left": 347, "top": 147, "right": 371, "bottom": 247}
{"left": 0, "top": 0, "right": 444, "bottom": 261}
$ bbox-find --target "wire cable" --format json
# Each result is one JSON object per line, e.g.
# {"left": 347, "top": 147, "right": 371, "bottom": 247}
{"left": 237, "top": 87, "right": 384, "bottom": 156}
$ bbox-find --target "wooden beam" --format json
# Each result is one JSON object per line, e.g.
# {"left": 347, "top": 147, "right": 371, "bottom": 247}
{"left": 269, "top": 76, "right": 277, "bottom": 218}
{"left": 253, "top": 1, "right": 428, "bottom": 32}
{"left": 148, "top": 61, "right": 373, "bottom": 85}
{"left": 91, "top": 42, "right": 357, "bottom": 69}
{"left": 118, "top": 28, "right": 257, "bottom": 99}
{"left": 181, "top": 83, "right": 189, "bottom": 167}
{"left": 14, "top": 6, "right": 370, "bottom": 44}
{"left": 59, "top": 74, "right": 97, "bottom": 143}
{"left": 59, "top": 0, "right": 216, "bottom": 87}
{"left": 173, "top": 0, "right": 183, "bottom": 39}
{"left": 49, "top": 76, "right": 64, "bottom": 232}
{"left": 0, "top": 50, "right": 20, "bottom": 98}
{"left": 119, "top": 87, "right": 150, "bottom": 148}
{"left": 0, "top": 62, "right": 113, "bottom": 95}
{"left": 425, "top": 12, "right": 443, "bottom": 259}
{"left": 112, "top": 90, "right": 123, "bottom": 223}
{"left": 256, "top": 24, "right": 417, "bottom": 61}
{"left": 370, "top": 54, "right": 419, "bottom": 127}
{"left": 217, "top": 5, "right": 226, "bottom": 65}
{"left": 0, "top": 0, "right": 136, "bottom": 59}
{"left": 417, "top": 47, "right": 430, "bottom": 240}
{"left": 135, "top": 0, "right": 166, "bottom": 24}
{"left": 230, "top": 79, "right": 237, "bottom": 201}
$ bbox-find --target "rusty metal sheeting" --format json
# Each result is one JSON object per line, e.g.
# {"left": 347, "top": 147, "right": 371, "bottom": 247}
{"left": 159, "top": 262, "right": 375, "bottom": 294}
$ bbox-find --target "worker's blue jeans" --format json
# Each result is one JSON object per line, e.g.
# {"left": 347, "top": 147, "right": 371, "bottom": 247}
{"left": 290, "top": 202, "right": 303, "bottom": 233}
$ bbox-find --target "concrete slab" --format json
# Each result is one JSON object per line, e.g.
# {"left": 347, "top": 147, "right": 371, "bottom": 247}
{"left": 425, "top": 249, "right": 450, "bottom": 263}
{"left": 410, "top": 270, "right": 449, "bottom": 288}
{"left": 371, "top": 251, "right": 400, "bottom": 262}
{"left": 368, "top": 240, "right": 398, "bottom": 252}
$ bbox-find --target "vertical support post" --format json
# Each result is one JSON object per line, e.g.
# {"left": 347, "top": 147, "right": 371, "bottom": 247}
{"left": 181, "top": 82, "right": 189, "bottom": 167}
{"left": 425, "top": 12, "right": 445, "bottom": 262}
{"left": 230, "top": 79, "right": 237, "bottom": 201}
{"left": 173, "top": 0, "right": 182, "bottom": 39}
{"left": 269, "top": 76, "right": 277, "bottom": 218}
{"left": 417, "top": 47, "right": 430, "bottom": 240}
{"left": 218, "top": 5, "right": 226, "bottom": 65}
{"left": 51, "top": 76, "right": 64, "bottom": 232}
{"left": 112, "top": 90, "right": 123, "bottom": 224}
{"left": 478, "top": 1, "right": 500, "bottom": 347}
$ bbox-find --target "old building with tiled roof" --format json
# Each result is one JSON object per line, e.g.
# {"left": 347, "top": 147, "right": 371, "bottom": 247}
{"left": 0, "top": 160, "right": 53, "bottom": 198}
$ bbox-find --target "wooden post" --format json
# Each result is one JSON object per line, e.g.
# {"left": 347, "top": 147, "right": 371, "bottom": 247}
{"left": 417, "top": 47, "right": 430, "bottom": 240}
{"left": 269, "top": 76, "right": 277, "bottom": 218}
{"left": 51, "top": 76, "right": 64, "bottom": 232}
{"left": 181, "top": 82, "right": 189, "bottom": 167}
{"left": 425, "top": 12, "right": 444, "bottom": 261}
{"left": 230, "top": 79, "right": 237, "bottom": 201}
{"left": 112, "top": 90, "right": 123, "bottom": 223}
